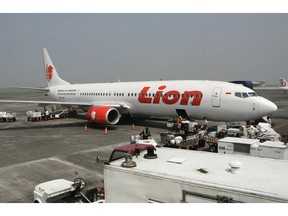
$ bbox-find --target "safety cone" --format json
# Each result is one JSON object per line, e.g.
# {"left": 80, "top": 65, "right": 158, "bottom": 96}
{"left": 131, "top": 123, "right": 136, "bottom": 131}
{"left": 84, "top": 125, "right": 88, "bottom": 132}
{"left": 104, "top": 127, "right": 108, "bottom": 135}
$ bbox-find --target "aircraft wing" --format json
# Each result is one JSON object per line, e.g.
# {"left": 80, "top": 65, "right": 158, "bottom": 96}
{"left": 0, "top": 99, "right": 131, "bottom": 112}
{"left": 0, "top": 99, "right": 92, "bottom": 106}
{"left": 7, "top": 86, "right": 49, "bottom": 91}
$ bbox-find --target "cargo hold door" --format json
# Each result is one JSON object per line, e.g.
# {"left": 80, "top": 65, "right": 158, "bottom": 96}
{"left": 176, "top": 109, "right": 189, "bottom": 119}
{"left": 212, "top": 87, "right": 222, "bottom": 107}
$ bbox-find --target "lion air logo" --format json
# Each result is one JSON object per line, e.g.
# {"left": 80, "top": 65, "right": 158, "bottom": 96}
{"left": 91, "top": 111, "right": 96, "bottom": 120}
{"left": 45, "top": 64, "right": 53, "bottom": 82}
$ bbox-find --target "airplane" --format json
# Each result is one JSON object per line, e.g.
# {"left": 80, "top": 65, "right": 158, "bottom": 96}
{"left": 280, "top": 77, "right": 288, "bottom": 90}
{"left": 253, "top": 77, "right": 288, "bottom": 94}
{"left": 0, "top": 48, "right": 278, "bottom": 125}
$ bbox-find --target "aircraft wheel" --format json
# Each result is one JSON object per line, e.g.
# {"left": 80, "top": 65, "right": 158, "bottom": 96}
{"left": 209, "top": 144, "right": 217, "bottom": 153}
{"left": 198, "top": 139, "right": 206, "bottom": 148}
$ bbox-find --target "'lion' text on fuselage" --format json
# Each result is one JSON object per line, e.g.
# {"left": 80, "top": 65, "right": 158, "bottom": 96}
{"left": 138, "top": 85, "right": 203, "bottom": 106}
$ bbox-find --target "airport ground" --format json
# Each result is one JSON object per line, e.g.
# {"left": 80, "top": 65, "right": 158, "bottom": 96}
{"left": 0, "top": 88, "right": 287, "bottom": 203}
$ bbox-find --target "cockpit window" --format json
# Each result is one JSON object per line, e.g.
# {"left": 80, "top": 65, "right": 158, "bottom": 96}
{"left": 248, "top": 92, "right": 258, "bottom": 97}
{"left": 242, "top": 92, "right": 249, "bottom": 98}
{"left": 235, "top": 92, "right": 242, "bottom": 98}
{"left": 235, "top": 92, "right": 258, "bottom": 98}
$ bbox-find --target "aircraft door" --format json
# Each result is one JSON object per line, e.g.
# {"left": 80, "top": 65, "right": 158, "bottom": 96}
{"left": 212, "top": 87, "right": 222, "bottom": 107}
{"left": 176, "top": 109, "right": 189, "bottom": 119}
{"left": 76, "top": 89, "right": 80, "bottom": 102}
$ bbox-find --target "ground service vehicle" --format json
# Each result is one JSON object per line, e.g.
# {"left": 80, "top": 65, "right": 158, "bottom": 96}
{"left": 33, "top": 178, "right": 98, "bottom": 203}
{"left": 0, "top": 112, "right": 16, "bottom": 122}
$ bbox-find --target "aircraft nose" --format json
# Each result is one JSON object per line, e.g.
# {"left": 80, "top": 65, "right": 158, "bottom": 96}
{"left": 260, "top": 99, "right": 278, "bottom": 115}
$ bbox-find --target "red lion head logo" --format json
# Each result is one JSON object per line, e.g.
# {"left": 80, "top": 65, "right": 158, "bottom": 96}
{"left": 46, "top": 64, "right": 53, "bottom": 82}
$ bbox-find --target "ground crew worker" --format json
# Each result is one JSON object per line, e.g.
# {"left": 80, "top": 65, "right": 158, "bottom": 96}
{"left": 139, "top": 127, "right": 151, "bottom": 140}
{"left": 267, "top": 116, "right": 272, "bottom": 125}
{"left": 177, "top": 116, "right": 183, "bottom": 124}
{"left": 45, "top": 109, "right": 49, "bottom": 120}
{"left": 176, "top": 116, "right": 183, "bottom": 131}
{"left": 202, "top": 117, "right": 208, "bottom": 130}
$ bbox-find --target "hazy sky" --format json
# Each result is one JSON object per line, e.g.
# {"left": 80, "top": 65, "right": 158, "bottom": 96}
{"left": 0, "top": 13, "right": 288, "bottom": 88}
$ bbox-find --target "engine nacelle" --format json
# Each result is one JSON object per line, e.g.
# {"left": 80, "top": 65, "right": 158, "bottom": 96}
{"left": 87, "top": 106, "right": 121, "bottom": 125}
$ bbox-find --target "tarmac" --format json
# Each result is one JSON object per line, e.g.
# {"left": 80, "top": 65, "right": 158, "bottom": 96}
{"left": 0, "top": 88, "right": 287, "bottom": 203}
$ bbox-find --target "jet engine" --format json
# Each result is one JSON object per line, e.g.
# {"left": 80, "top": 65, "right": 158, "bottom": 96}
{"left": 87, "top": 106, "right": 121, "bottom": 125}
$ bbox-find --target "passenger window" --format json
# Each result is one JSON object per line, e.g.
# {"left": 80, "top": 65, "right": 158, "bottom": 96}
{"left": 235, "top": 92, "right": 242, "bottom": 98}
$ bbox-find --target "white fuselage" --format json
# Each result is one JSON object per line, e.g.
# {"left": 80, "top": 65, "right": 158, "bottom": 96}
{"left": 47, "top": 80, "right": 277, "bottom": 122}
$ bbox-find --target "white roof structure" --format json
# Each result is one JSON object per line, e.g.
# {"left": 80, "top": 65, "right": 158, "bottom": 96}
{"left": 260, "top": 141, "right": 287, "bottom": 149}
{"left": 34, "top": 179, "right": 74, "bottom": 196}
{"left": 109, "top": 147, "right": 288, "bottom": 201}
{"left": 218, "top": 137, "right": 260, "bottom": 145}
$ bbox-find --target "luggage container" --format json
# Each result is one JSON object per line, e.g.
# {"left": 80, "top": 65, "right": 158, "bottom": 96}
{"left": 217, "top": 137, "right": 287, "bottom": 159}
{"left": 217, "top": 137, "right": 260, "bottom": 155}
{"left": 257, "top": 141, "right": 287, "bottom": 159}
{"left": 26, "top": 111, "right": 42, "bottom": 121}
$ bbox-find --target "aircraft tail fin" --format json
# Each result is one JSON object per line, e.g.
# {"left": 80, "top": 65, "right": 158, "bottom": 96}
{"left": 280, "top": 77, "right": 288, "bottom": 88}
{"left": 42, "top": 48, "right": 71, "bottom": 87}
